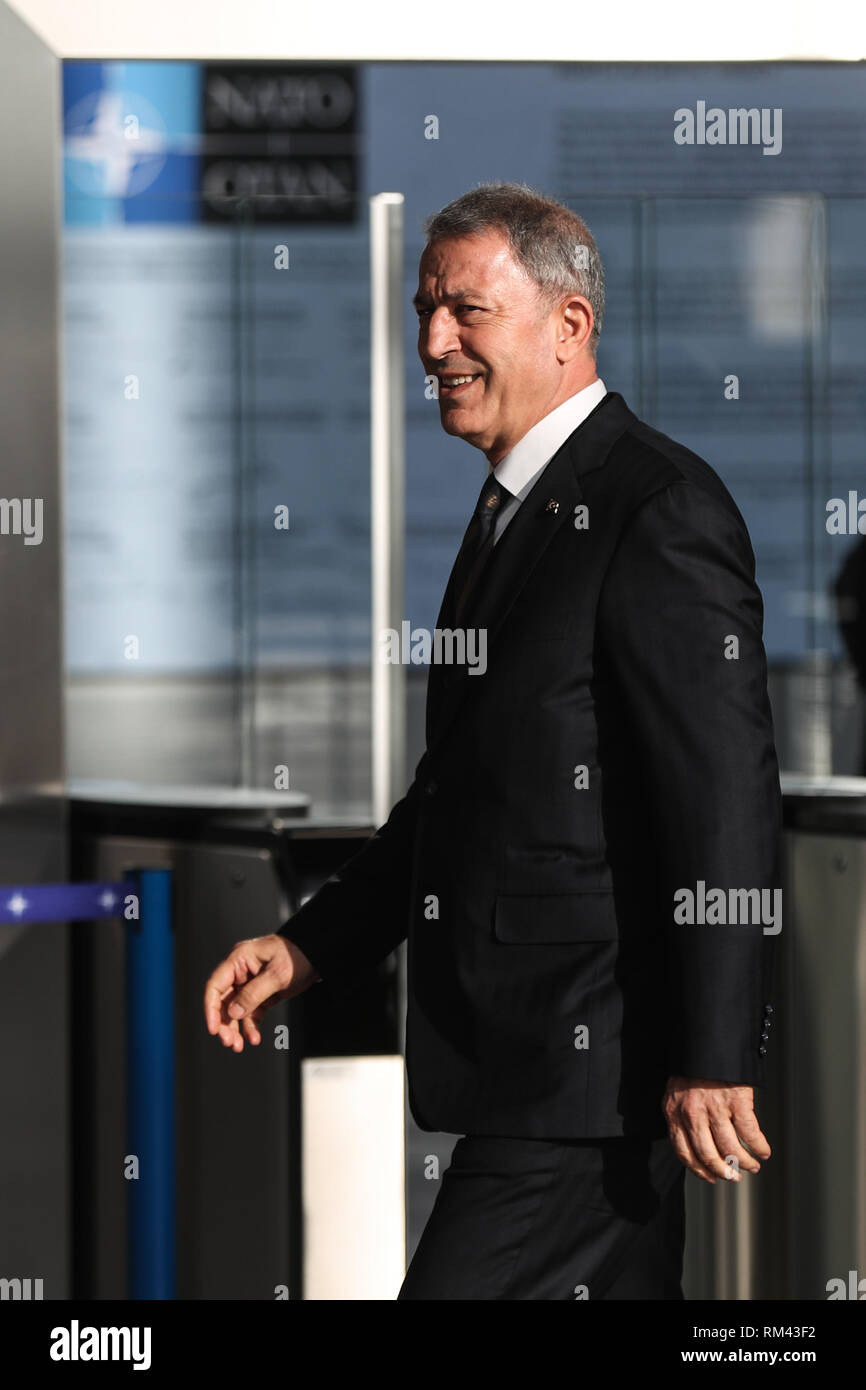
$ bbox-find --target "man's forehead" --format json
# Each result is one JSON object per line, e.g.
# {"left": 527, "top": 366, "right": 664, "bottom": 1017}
{"left": 415, "top": 237, "right": 517, "bottom": 300}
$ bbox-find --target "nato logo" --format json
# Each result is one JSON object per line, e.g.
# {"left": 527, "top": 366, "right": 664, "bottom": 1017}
{"left": 64, "top": 88, "right": 168, "bottom": 198}
{"left": 63, "top": 63, "right": 199, "bottom": 223}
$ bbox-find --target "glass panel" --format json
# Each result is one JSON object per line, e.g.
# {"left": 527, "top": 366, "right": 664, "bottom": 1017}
{"left": 647, "top": 194, "right": 832, "bottom": 775}
{"left": 63, "top": 58, "right": 866, "bottom": 811}
{"left": 63, "top": 188, "right": 372, "bottom": 818}
{"left": 234, "top": 194, "right": 373, "bottom": 816}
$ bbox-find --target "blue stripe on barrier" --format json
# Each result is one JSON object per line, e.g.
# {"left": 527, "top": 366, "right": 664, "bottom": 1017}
{"left": 124, "top": 868, "right": 176, "bottom": 1300}
{"left": 0, "top": 881, "right": 129, "bottom": 924}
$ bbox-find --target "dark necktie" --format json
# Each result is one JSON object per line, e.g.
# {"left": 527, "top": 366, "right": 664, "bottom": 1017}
{"left": 451, "top": 472, "right": 513, "bottom": 624}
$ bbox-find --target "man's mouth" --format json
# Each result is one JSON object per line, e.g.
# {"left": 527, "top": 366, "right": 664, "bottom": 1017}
{"left": 439, "top": 373, "right": 482, "bottom": 398}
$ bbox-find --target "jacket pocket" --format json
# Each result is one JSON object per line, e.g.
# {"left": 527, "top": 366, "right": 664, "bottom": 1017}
{"left": 493, "top": 891, "right": 618, "bottom": 943}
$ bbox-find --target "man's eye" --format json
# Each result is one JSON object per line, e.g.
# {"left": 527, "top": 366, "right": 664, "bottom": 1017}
{"left": 415, "top": 305, "right": 482, "bottom": 317}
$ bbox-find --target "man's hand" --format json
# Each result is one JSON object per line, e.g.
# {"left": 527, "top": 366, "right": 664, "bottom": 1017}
{"left": 663, "top": 1076, "right": 771, "bottom": 1184}
{"left": 203, "top": 934, "right": 320, "bottom": 1052}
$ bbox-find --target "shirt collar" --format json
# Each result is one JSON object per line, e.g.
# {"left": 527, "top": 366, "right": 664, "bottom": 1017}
{"left": 493, "top": 377, "right": 607, "bottom": 499}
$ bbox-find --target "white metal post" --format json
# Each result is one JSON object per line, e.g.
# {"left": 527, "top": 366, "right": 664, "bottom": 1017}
{"left": 370, "top": 193, "right": 406, "bottom": 826}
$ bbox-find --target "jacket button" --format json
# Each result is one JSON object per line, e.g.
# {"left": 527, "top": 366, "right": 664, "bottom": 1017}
{"left": 425, "top": 779, "right": 438, "bottom": 797}
{"left": 758, "top": 1045, "right": 767, "bottom": 1056}
{"left": 764, "top": 1004, "right": 774, "bottom": 1014}
{"left": 761, "top": 1031, "right": 770, "bottom": 1041}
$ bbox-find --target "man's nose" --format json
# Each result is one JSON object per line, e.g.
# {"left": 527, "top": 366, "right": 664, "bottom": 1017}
{"left": 423, "top": 309, "right": 460, "bottom": 360}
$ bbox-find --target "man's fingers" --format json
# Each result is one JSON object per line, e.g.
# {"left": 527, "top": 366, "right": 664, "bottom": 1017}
{"left": 230, "top": 1010, "right": 266, "bottom": 1051}
{"left": 707, "top": 1116, "right": 760, "bottom": 1174}
{"left": 225, "top": 944, "right": 292, "bottom": 1021}
{"left": 209, "top": 1015, "right": 238, "bottom": 1049}
{"left": 225, "top": 965, "right": 282, "bottom": 1022}
{"left": 204, "top": 936, "right": 290, "bottom": 1042}
{"left": 203, "top": 956, "right": 241, "bottom": 1034}
{"left": 203, "top": 981, "right": 236, "bottom": 1044}
{"left": 663, "top": 1081, "right": 772, "bottom": 1182}
{"left": 203, "top": 945, "right": 262, "bottom": 1033}
{"left": 241, "top": 1012, "right": 262, "bottom": 1046}
{"left": 667, "top": 1120, "right": 719, "bottom": 1184}
{"left": 216, "top": 1012, "right": 242, "bottom": 1049}
{"left": 203, "top": 936, "right": 303, "bottom": 1055}
{"left": 685, "top": 1118, "right": 739, "bottom": 1181}
{"left": 730, "top": 1103, "right": 772, "bottom": 1160}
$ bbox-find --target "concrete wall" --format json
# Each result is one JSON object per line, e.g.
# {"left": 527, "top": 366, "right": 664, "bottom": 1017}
{"left": 0, "top": 0, "right": 68, "bottom": 1299}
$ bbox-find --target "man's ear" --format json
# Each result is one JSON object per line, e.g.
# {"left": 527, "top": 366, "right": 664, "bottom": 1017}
{"left": 554, "top": 294, "right": 594, "bottom": 361}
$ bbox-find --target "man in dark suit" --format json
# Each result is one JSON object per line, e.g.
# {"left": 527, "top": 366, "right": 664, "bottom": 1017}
{"left": 204, "top": 182, "right": 782, "bottom": 1299}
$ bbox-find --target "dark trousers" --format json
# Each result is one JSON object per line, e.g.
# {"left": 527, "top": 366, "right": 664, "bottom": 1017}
{"left": 398, "top": 1133, "right": 686, "bottom": 1300}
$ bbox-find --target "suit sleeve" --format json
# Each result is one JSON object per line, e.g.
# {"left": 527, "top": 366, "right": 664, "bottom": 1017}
{"left": 276, "top": 762, "right": 424, "bottom": 983}
{"left": 597, "top": 479, "right": 782, "bottom": 1086}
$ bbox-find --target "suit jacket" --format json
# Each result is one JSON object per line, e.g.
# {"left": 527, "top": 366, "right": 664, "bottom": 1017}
{"left": 280, "top": 390, "right": 782, "bottom": 1139}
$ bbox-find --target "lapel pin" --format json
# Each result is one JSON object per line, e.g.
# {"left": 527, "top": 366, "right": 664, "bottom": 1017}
{"left": 544, "top": 498, "right": 560, "bottom": 514}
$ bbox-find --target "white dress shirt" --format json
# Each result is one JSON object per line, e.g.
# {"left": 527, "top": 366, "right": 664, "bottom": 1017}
{"left": 491, "top": 377, "right": 607, "bottom": 543}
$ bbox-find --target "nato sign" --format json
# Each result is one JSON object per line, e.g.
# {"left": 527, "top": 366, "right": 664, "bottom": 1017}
{"left": 201, "top": 63, "right": 359, "bottom": 222}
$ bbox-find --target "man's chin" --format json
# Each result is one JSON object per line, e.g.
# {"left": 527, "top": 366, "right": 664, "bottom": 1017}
{"left": 439, "top": 408, "right": 481, "bottom": 441}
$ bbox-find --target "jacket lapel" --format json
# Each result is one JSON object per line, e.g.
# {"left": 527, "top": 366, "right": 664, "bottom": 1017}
{"left": 425, "top": 391, "right": 637, "bottom": 754}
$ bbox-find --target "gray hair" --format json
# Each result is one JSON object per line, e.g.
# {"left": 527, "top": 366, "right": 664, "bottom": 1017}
{"left": 422, "top": 181, "right": 604, "bottom": 349}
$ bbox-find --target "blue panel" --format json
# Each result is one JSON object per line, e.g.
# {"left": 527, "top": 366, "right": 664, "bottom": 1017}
{"left": 63, "top": 60, "right": 107, "bottom": 117}
{"left": 123, "top": 61, "right": 200, "bottom": 134}
{"left": 63, "top": 60, "right": 200, "bottom": 226}
{"left": 123, "top": 154, "right": 201, "bottom": 224}
{"left": 121, "top": 62, "right": 200, "bottom": 224}
{"left": 124, "top": 868, "right": 176, "bottom": 1300}
{"left": 63, "top": 61, "right": 117, "bottom": 226}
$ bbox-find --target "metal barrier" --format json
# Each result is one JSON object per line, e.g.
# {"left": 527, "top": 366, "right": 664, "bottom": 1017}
{"left": 1, "top": 871, "right": 176, "bottom": 1300}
